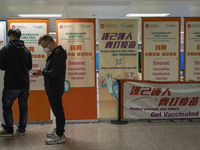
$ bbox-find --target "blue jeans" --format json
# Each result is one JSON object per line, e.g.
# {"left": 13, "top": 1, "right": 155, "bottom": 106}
{"left": 2, "top": 89, "right": 29, "bottom": 133}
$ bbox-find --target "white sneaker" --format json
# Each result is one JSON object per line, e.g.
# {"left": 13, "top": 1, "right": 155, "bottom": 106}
{"left": 0, "top": 129, "right": 13, "bottom": 137}
{"left": 45, "top": 134, "right": 65, "bottom": 145}
{"left": 46, "top": 128, "right": 56, "bottom": 138}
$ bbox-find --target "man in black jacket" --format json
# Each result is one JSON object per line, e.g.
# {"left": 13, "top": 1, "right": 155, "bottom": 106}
{"left": 0, "top": 28, "right": 32, "bottom": 136}
{"left": 34, "top": 34, "right": 66, "bottom": 145}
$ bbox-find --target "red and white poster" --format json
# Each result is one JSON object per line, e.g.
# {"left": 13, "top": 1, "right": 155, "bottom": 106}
{"left": 142, "top": 17, "right": 181, "bottom": 81}
{"left": 0, "top": 20, "right": 6, "bottom": 49}
{"left": 56, "top": 19, "right": 97, "bottom": 120}
{"left": 0, "top": 20, "right": 6, "bottom": 122}
{"left": 123, "top": 80, "right": 200, "bottom": 119}
{"left": 7, "top": 19, "right": 50, "bottom": 122}
{"left": 8, "top": 19, "right": 49, "bottom": 90}
{"left": 57, "top": 20, "right": 95, "bottom": 87}
{"left": 184, "top": 17, "right": 200, "bottom": 81}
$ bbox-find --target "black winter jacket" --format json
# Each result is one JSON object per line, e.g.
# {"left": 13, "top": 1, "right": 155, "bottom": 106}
{"left": 42, "top": 45, "right": 67, "bottom": 95}
{"left": 0, "top": 40, "right": 32, "bottom": 90}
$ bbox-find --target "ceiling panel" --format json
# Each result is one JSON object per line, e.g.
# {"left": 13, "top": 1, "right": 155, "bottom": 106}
{"left": 68, "top": 1, "right": 131, "bottom": 6}
{"left": 0, "top": 0, "right": 199, "bottom": 34}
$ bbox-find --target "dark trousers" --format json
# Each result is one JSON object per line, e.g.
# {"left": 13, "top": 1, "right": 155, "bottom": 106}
{"left": 2, "top": 89, "right": 29, "bottom": 133}
{"left": 46, "top": 92, "right": 65, "bottom": 136}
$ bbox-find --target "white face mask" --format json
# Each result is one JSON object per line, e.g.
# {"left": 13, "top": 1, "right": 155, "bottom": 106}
{"left": 43, "top": 48, "right": 50, "bottom": 54}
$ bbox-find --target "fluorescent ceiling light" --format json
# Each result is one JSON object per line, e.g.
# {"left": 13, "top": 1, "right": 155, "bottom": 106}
{"left": 49, "top": 32, "right": 56, "bottom": 35}
{"left": 126, "top": 13, "right": 170, "bottom": 17}
{"left": 18, "top": 14, "right": 62, "bottom": 18}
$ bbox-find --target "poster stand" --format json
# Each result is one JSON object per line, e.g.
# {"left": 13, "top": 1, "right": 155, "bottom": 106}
{"left": 111, "top": 79, "right": 128, "bottom": 125}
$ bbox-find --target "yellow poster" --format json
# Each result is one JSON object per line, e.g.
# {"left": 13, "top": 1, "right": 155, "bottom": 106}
{"left": 142, "top": 17, "right": 181, "bottom": 81}
{"left": 98, "top": 19, "right": 138, "bottom": 118}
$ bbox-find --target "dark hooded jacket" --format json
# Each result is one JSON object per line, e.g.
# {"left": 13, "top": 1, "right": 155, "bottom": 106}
{"left": 0, "top": 40, "right": 32, "bottom": 90}
{"left": 42, "top": 45, "right": 67, "bottom": 95}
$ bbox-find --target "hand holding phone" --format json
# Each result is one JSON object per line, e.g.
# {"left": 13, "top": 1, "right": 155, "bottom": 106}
{"left": 32, "top": 68, "right": 43, "bottom": 76}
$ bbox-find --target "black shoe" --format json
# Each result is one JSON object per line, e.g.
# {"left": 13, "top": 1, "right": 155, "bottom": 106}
{"left": 16, "top": 129, "right": 25, "bottom": 136}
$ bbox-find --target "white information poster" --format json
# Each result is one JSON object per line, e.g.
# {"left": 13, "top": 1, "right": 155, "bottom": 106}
{"left": 0, "top": 20, "right": 6, "bottom": 122}
{"left": 9, "top": 21, "right": 48, "bottom": 90}
{"left": 184, "top": 17, "right": 200, "bottom": 81}
{"left": 57, "top": 22, "right": 95, "bottom": 87}
{"left": 0, "top": 21, "right": 6, "bottom": 49}
{"left": 142, "top": 17, "right": 181, "bottom": 81}
{"left": 55, "top": 19, "right": 97, "bottom": 120}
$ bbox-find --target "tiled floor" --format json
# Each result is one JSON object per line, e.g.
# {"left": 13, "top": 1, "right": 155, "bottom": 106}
{"left": 0, "top": 120, "right": 200, "bottom": 150}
